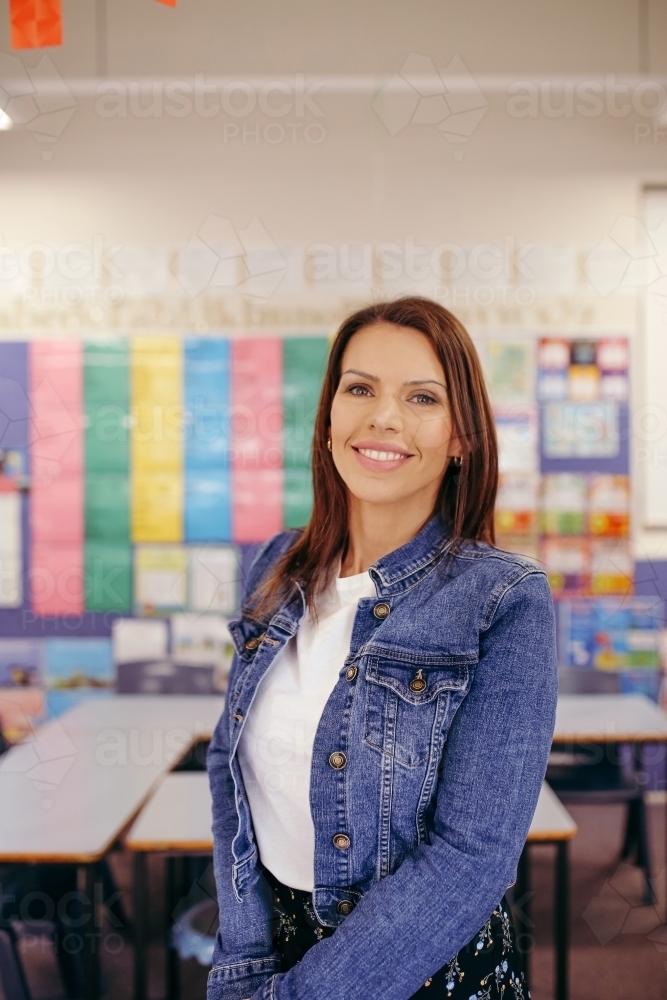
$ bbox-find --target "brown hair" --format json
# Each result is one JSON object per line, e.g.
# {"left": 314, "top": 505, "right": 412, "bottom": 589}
{"left": 248, "top": 297, "right": 498, "bottom": 620}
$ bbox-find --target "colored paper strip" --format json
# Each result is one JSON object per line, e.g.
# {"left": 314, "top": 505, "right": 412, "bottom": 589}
{"left": 184, "top": 338, "right": 230, "bottom": 541}
{"left": 282, "top": 337, "right": 328, "bottom": 528}
{"left": 231, "top": 339, "right": 283, "bottom": 542}
{"left": 30, "top": 341, "right": 83, "bottom": 616}
{"left": 131, "top": 337, "right": 183, "bottom": 542}
{"left": 0, "top": 343, "right": 28, "bottom": 610}
{"left": 10, "top": 0, "right": 62, "bottom": 49}
{"left": 0, "top": 343, "right": 30, "bottom": 450}
{"left": 84, "top": 341, "right": 130, "bottom": 474}
{"left": 85, "top": 541, "right": 132, "bottom": 612}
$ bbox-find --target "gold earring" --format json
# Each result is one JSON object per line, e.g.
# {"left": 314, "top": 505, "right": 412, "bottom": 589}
{"left": 451, "top": 455, "right": 462, "bottom": 467}
{"left": 327, "top": 438, "right": 332, "bottom": 452}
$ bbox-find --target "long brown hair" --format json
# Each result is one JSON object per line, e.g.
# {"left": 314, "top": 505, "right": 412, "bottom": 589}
{"left": 249, "top": 297, "right": 498, "bottom": 619}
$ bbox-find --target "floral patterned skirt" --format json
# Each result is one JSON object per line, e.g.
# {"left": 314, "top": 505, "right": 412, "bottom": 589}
{"left": 266, "top": 871, "right": 530, "bottom": 999}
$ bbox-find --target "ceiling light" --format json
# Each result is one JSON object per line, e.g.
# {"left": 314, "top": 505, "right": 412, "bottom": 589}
{"left": 0, "top": 109, "right": 13, "bottom": 131}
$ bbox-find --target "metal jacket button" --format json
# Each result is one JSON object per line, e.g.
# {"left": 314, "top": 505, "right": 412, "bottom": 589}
{"left": 233, "top": 712, "right": 244, "bottom": 722}
{"left": 329, "top": 751, "right": 347, "bottom": 770}
{"left": 332, "top": 833, "right": 351, "bottom": 850}
{"left": 244, "top": 634, "right": 263, "bottom": 651}
{"left": 409, "top": 669, "right": 427, "bottom": 693}
{"left": 373, "top": 602, "right": 390, "bottom": 620}
{"left": 345, "top": 665, "right": 357, "bottom": 681}
{"left": 337, "top": 899, "right": 354, "bottom": 915}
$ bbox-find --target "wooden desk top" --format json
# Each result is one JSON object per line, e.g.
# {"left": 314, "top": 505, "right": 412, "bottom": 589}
{"left": 527, "top": 782, "right": 577, "bottom": 842}
{"left": 125, "top": 775, "right": 577, "bottom": 854}
{"left": 554, "top": 694, "right": 667, "bottom": 743}
{"left": 126, "top": 772, "right": 213, "bottom": 852}
{"left": 0, "top": 695, "right": 224, "bottom": 863}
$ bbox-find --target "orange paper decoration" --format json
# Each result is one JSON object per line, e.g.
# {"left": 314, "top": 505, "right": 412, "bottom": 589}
{"left": 154, "top": 0, "right": 177, "bottom": 6}
{"left": 10, "top": 0, "right": 62, "bottom": 49}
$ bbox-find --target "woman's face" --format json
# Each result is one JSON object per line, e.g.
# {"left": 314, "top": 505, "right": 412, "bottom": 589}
{"left": 329, "top": 323, "right": 461, "bottom": 509}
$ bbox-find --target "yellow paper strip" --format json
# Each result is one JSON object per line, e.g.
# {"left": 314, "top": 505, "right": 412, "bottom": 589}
{"left": 131, "top": 337, "right": 183, "bottom": 542}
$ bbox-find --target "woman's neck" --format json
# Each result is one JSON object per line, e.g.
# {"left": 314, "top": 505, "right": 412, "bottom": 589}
{"left": 339, "top": 493, "right": 436, "bottom": 577}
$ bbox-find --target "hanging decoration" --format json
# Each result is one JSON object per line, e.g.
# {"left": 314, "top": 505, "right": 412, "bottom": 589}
{"left": 10, "top": 0, "right": 62, "bottom": 49}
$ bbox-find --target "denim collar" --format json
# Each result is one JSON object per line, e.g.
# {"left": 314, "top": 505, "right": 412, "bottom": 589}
{"left": 368, "top": 514, "right": 450, "bottom": 596}
{"left": 270, "top": 514, "right": 450, "bottom": 633}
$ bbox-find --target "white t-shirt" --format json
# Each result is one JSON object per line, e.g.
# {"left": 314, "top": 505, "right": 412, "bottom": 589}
{"left": 237, "top": 569, "right": 376, "bottom": 891}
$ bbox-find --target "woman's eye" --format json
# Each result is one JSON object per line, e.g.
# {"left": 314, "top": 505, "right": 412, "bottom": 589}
{"left": 410, "top": 393, "right": 437, "bottom": 405}
{"left": 347, "top": 384, "right": 372, "bottom": 397}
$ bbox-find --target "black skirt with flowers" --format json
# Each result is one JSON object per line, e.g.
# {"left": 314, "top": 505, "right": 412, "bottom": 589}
{"left": 265, "top": 870, "right": 530, "bottom": 999}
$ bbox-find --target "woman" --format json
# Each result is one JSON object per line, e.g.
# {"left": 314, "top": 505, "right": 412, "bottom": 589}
{"left": 207, "top": 297, "right": 557, "bottom": 1000}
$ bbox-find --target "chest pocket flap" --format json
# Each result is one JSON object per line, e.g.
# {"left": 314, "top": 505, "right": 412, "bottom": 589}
{"left": 362, "top": 646, "right": 476, "bottom": 768}
{"left": 364, "top": 647, "right": 475, "bottom": 705}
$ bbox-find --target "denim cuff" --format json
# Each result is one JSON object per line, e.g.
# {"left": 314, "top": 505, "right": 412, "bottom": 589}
{"left": 207, "top": 957, "right": 280, "bottom": 1000}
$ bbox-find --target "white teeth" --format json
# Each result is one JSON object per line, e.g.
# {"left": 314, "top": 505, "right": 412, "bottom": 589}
{"left": 358, "top": 448, "right": 408, "bottom": 462}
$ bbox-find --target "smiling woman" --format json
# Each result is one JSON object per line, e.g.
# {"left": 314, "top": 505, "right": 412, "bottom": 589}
{"left": 252, "top": 296, "right": 498, "bottom": 612}
{"left": 207, "top": 297, "right": 557, "bottom": 1000}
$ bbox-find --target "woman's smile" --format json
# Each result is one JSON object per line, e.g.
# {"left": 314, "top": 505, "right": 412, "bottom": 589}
{"left": 352, "top": 439, "right": 415, "bottom": 472}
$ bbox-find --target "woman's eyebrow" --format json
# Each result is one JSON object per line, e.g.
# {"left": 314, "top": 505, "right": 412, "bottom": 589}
{"left": 341, "top": 368, "right": 379, "bottom": 381}
{"left": 342, "top": 370, "right": 446, "bottom": 390}
{"left": 404, "top": 379, "right": 447, "bottom": 389}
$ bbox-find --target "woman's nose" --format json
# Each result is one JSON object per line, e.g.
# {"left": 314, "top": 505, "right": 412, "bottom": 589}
{"left": 367, "top": 392, "right": 403, "bottom": 432}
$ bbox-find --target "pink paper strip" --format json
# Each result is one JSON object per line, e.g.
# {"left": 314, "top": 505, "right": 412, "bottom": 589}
{"left": 232, "top": 468, "right": 284, "bottom": 543}
{"left": 30, "top": 544, "right": 84, "bottom": 616}
{"left": 231, "top": 339, "right": 283, "bottom": 541}
{"left": 29, "top": 341, "right": 84, "bottom": 616}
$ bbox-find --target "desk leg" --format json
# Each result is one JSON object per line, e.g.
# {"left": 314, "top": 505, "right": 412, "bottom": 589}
{"left": 133, "top": 853, "right": 148, "bottom": 1000}
{"left": 515, "top": 845, "right": 531, "bottom": 992}
{"left": 166, "top": 856, "right": 181, "bottom": 1000}
{"left": 83, "top": 863, "right": 100, "bottom": 1000}
{"left": 555, "top": 841, "right": 569, "bottom": 1000}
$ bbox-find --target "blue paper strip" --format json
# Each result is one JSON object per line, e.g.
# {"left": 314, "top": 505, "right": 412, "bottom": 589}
{"left": 184, "top": 338, "right": 231, "bottom": 541}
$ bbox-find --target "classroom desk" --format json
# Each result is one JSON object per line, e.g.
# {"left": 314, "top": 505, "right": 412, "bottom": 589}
{"left": 126, "top": 772, "right": 213, "bottom": 1000}
{"left": 0, "top": 695, "right": 224, "bottom": 1000}
{"left": 554, "top": 694, "right": 667, "bottom": 743}
{"left": 126, "top": 775, "right": 577, "bottom": 1000}
{"left": 520, "top": 780, "right": 578, "bottom": 1000}
{"left": 551, "top": 692, "right": 667, "bottom": 934}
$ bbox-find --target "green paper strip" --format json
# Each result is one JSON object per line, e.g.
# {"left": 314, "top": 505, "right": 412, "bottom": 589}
{"left": 284, "top": 466, "right": 314, "bottom": 530}
{"left": 84, "top": 341, "right": 131, "bottom": 611}
{"left": 84, "top": 341, "right": 130, "bottom": 474}
{"left": 283, "top": 337, "right": 328, "bottom": 528}
{"left": 85, "top": 474, "right": 130, "bottom": 541}
{"left": 85, "top": 541, "right": 132, "bottom": 612}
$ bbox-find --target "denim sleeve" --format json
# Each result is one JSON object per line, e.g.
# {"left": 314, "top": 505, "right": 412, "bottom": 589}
{"left": 206, "top": 697, "right": 281, "bottom": 1000}
{"left": 253, "top": 569, "right": 558, "bottom": 1000}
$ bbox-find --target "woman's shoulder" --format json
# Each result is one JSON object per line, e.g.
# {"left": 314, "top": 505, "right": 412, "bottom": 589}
{"left": 449, "top": 539, "right": 549, "bottom": 596}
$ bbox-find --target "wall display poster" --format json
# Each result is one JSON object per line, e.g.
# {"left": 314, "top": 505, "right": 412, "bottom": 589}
{"left": 45, "top": 637, "right": 114, "bottom": 718}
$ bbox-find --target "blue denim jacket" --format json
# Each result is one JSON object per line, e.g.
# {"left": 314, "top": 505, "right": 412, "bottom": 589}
{"left": 206, "top": 515, "right": 558, "bottom": 1000}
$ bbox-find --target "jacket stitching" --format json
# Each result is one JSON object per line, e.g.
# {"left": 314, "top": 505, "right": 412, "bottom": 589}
{"left": 481, "top": 566, "right": 545, "bottom": 632}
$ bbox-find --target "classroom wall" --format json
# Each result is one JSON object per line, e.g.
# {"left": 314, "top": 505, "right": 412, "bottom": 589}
{"left": 1, "top": 0, "right": 666, "bottom": 556}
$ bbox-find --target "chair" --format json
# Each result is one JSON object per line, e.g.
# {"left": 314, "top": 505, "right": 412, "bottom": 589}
{"left": 547, "top": 667, "right": 654, "bottom": 904}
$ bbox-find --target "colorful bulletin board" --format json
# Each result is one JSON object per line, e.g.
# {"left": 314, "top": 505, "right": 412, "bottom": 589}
{"left": 490, "top": 335, "right": 632, "bottom": 598}
{"left": 0, "top": 330, "right": 656, "bottom": 723}
{"left": 0, "top": 336, "right": 330, "bottom": 617}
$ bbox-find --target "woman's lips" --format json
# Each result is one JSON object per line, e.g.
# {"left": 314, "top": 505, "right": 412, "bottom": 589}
{"left": 352, "top": 445, "right": 414, "bottom": 472}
